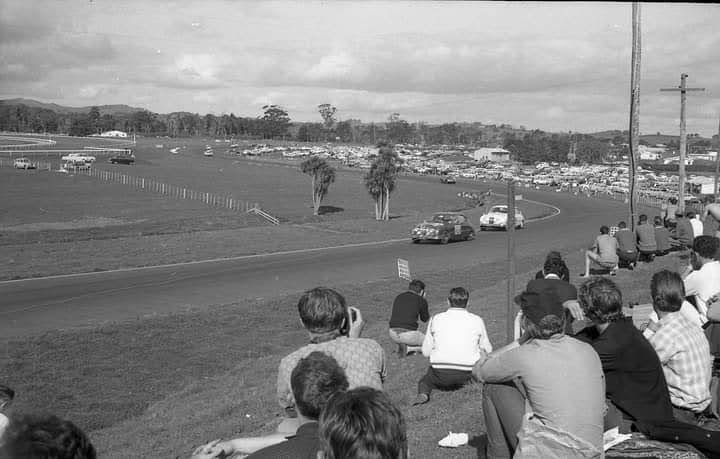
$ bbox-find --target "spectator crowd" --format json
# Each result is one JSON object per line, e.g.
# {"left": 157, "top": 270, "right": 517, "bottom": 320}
{"left": 1, "top": 201, "right": 719, "bottom": 458}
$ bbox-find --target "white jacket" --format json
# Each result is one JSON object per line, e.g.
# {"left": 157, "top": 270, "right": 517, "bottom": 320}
{"left": 422, "top": 307, "right": 493, "bottom": 371}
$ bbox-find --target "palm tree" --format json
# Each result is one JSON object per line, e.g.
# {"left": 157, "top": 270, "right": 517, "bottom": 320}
{"left": 300, "top": 156, "right": 336, "bottom": 215}
{"left": 364, "top": 144, "right": 402, "bottom": 220}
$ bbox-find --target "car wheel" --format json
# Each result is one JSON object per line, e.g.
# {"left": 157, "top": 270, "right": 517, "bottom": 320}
{"left": 412, "top": 239, "right": 420, "bottom": 244}
{"left": 440, "top": 234, "right": 450, "bottom": 244}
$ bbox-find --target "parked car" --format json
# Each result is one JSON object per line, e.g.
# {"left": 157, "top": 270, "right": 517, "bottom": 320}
{"left": 109, "top": 155, "right": 135, "bottom": 165}
{"left": 13, "top": 158, "right": 35, "bottom": 169}
{"left": 440, "top": 175, "right": 456, "bottom": 184}
{"left": 411, "top": 212, "right": 475, "bottom": 244}
{"left": 479, "top": 205, "right": 525, "bottom": 230}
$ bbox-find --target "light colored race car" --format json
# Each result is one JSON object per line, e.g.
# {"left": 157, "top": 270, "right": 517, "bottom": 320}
{"left": 479, "top": 205, "right": 525, "bottom": 230}
{"left": 13, "top": 157, "right": 36, "bottom": 169}
{"left": 411, "top": 212, "right": 475, "bottom": 244}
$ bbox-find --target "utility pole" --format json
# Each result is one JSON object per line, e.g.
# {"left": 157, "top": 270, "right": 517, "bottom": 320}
{"left": 660, "top": 74, "right": 705, "bottom": 213}
{"left": 506, "top": 180, "right": 516, "bottom": 343}
{"left": 628, "top": 2, "right": 641, "bottom": 230}
{"left": 714, "top": 115, "right": 720, "bottom": 200}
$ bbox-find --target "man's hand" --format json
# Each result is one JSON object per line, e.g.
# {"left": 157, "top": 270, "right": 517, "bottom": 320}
{"left": 347, "top": 306, "right": 364, "bottom": 338}
{"left": 563, "top": 300, "right": 585, "bottom": 321}
{"left": 189, "top": 439, "right": 225, "bottom": 459}
{"left": 646, "top": 320, "right": 661, "bottom": 333}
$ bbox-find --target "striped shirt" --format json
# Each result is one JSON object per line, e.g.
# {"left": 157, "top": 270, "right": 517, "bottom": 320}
{"left": 646, "top": 311, "right": 712, "bottom": 412}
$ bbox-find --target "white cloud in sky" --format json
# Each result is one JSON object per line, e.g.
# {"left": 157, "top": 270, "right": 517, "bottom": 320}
{"left": 0, "top": 1, "right": 719, "bottom": 135}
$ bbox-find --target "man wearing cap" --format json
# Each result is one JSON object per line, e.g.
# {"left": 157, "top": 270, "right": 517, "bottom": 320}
{"left": 474, "top": 290, "right": 605, "bottom": 458}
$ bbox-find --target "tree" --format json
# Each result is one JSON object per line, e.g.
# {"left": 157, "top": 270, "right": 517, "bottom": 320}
{"left": 318, "top": 103, "right": 337, "bottom": 140}
{"left": 261, "top": 105, "right": 291, "bottom": 139}
{"left": 300, "top": 156, "right": 336, "bottom": 215}
{"left": 364, "top": 143, "right": 402, "bottom": 220}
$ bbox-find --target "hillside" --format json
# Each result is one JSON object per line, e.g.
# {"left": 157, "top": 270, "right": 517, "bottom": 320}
{"left": 0, "top": 98, "right": 144, "bottom": 116}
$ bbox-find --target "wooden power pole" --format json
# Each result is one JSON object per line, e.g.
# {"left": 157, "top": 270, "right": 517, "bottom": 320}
{"left": 628, "top": 2, "right": 641, "bottom": 230}
{"left": 715, "top": 115, "right": 720, "bottom": 200}
{"left": 506, "top": 180, "right": 516, "bottom": 343}
{"left": 661, "top": 74, "right": 705, "bottom": 213}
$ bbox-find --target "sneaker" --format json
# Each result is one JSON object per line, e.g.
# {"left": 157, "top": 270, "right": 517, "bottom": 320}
{"left": 628, "top": 262, "right": 635, "bottom": 271}
{"left": 412, "top": 393, "right": 430, "bottom": 406}
{"left": 397, "top": 344, "right": 407, "bottom": 359}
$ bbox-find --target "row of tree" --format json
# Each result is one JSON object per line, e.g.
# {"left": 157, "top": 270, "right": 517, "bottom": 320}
{"left": 301, "top": 143, "right": 400, "bottom": 220}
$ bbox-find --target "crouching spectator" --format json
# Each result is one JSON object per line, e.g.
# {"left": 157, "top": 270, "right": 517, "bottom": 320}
{"left": 672, "top": 212, "right": 694, "bottom": 250}
{"left": 0, "top": 414, "right": 96, "bottom": 459}
{"left": 388, "top": 280, "right": 429, "bottom": 358}
{"left": 683, "top": 236, "right": 720, "bottom": 320}
{"left": 413, "top": 287, "right": 492, "bottom": 406}
{"left": 582, "top": 225, "right": 618, "bottom": 277}
{"left": 614, "top": 221, "right": 638, "bottom": 269}
{"left": 654, "top": 216, "right": 672, "bottom": 256}
{"left": 474, "top": 289, "right": 605, "bottom": 458}
{"left": 318, "top": 388, "right": 406, "bottom": 459}
{"left": 636, "top": 214, "right": 657, "bottom": 263}
{"left": 194, "top": 351, "right": 349, "bottom": 459}
{"left": 643, "top": 270, "right": 712, "bottom": 424}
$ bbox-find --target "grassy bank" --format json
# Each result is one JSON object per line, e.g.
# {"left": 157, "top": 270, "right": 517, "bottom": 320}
{"left": 0, "top": 246, "right": 687, "bottom": 458}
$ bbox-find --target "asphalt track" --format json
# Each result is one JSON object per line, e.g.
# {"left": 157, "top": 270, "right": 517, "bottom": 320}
{"left": 0, "top": 183, "right": 631, "bottom": 338}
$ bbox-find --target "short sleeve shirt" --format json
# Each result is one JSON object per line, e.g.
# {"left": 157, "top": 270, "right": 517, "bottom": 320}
{"left": 277, "top": 337, "right": 386, "bottom": 410}
{"left": 594, "top": 234, "right": 619, "bottom": 264}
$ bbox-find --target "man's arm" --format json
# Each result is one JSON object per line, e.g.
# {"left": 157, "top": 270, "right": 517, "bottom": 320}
{"left": 276, "top": 357, "right": 294, "bottom": 411}
{"left": 421, "top": 317, "right": 434, "bottom": 357}
{"left": 707, "top": 295, "right": 720, "bottom": 322}
{"left": 419, "top": 298, "right": 430, "bottom": 323}
{"left": 684, "top": 271, "right": 701, "bottom": 297}
{"left": 477, "top": 318, "right": 493, "bottom": 354}
{"left": 473, "top": 342, "right": 521, "bottom": 383}
{"left": 647, "top": 330, "right": 675, "bottom": 365}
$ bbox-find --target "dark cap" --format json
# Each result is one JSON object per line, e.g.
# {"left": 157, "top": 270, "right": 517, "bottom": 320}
{"left": 514, "top": 289, "right": 563, "bottom": 325}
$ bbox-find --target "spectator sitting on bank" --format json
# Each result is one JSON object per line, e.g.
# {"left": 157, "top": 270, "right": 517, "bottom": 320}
{"left": 574, "top": 277, "right": 720, "bottom": 457}
{"left": 413, "top": 287, "right": 492, "bottom": 406}
{"left": 664, "top": 197, "right": 679, "bottom": 228}
{"left": 672, "top": 211, "right": 695, "bottom": 250}
{"left": 688, "top": 210, "right": 703, "bottom": 240}
{"left": 534, "top": 250, "right": 570, "bottom": 282}
{"left": 654, "top": 216, "right": 672, "bottom": 257}
{"left": 614, "top": 221, "right": 638, "bottom": 270}
{"left": 525, "top": 256, "right": 584, "bottom": 334}
{"left": 318, "top": 387, "right": 407, "bottom": 459}
{"left": 703, "top": 198, "right": 720, "bottom": 238}
{"left": 0, "top": 414, "right": 97, "bottom": 459}
{"left": 474, "top": 289, "right": 605, "bottom": 458}
{"left": 388, "top": 279, "right": 429, "bottom": 358}
{"left": 581, "top": 225, "right": 619, "bottom": 277}
{"left": 0, "top": 385, "right": 14, "bottom": 440}
{"left": 636, "top": 214, "right": 658, "bottom": 263}
{"left": 683, "top": 236, "right": 720, "bottom": 320}
{"left": 643, "top": 270, "right": 712, "bottom": 424}
{"left": 194, "top": 351, "right": 350, "bottom": 459}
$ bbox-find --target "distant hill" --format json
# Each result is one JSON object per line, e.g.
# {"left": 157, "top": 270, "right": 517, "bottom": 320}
{"left": 0, "top": 98, "right": 144, "bottom": 116}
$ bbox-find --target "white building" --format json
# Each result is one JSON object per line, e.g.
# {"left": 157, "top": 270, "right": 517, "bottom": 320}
{"left": 99, "top": 130, "right": 128, "bottom": 138}
{"left": 470, "top": 147, "right": 511, "bottom": 162}
{"left": 638, "top": 144, "right": 665, "bottom": 161}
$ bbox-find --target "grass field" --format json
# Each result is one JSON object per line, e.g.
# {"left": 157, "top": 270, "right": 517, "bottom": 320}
{"left": 0, "top": 244, "right": 688, "bottom": 458}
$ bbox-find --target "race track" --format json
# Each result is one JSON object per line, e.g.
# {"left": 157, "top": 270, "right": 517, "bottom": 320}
{"left": 0, "top": 185, "right": 633, "bottom": 337}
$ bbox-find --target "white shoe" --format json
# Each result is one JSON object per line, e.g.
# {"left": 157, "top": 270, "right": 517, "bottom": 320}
{"left": 438, "top": 431, "right": 468, "bottom": 447}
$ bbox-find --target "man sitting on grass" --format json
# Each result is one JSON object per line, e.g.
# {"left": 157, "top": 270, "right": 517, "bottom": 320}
{"left": 703, "top": 199, "right": 720, "bottom": 238}
{"left": 643, "top": 270, "right": 712, "bottom": 424}
{"left": 581, "top": 225, "right": 618, "bottom": 277}
{"left": 672, "top": 211, "right": 695, "bottom": 250}
{"left": 654, "top": 216, "right": 672, "bottom": 257}
{"left": 636, "top": 214, "right": 657, "bottom": 263}
{"left": 614, "top": 221, "right": 638, "bottom": 270}
{"left": 318, "top": 387, "right": 407, "bottom": 459}
{"left": 474, "top": 289, "right": 604, "bottom": 458}
{"left": 413, "top": 287, "right": 492, "bottom": 406}
{"left": 194, "top": 351, "right": 349, "bottom": 459}
{"left": 388, "top": 279, "right": 429, "bottom": 358}
{"left": 683, "top": 235, "right": 720, "bottom": 320}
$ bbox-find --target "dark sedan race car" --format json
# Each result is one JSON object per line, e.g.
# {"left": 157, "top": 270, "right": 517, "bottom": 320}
{"left": 411, "top": 212, "right": 475, "bottom": 244}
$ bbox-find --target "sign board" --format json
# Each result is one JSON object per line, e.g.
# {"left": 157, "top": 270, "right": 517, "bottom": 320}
{"left": 397, "top": 258, "right": 411, "bottom": 281}
{"left": 515, "top": 194, "right": 523, "bottom": 201}
{"left": 701, "top": 183, "right": 716, "bottom": 195}
{"left": 454, "top": 224, "right": 461, "bottom": 235}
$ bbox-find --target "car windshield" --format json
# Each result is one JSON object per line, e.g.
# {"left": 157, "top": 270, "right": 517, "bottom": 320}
{"left": 431, "top": 215, "right": 452, "bottom": 223}
{"left": 491, "top": 207, "right": 508, "bottom": 213}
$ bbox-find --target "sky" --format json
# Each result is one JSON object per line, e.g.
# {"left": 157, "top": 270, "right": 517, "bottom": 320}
{"left": 1, "top": 1, "right": 719, "bottom": 136}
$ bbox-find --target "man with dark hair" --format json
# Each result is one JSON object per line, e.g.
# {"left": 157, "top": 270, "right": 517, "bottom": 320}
{"left": 614, "top": 221, "right": 638, "bottom": 269}
{"left": 534, "top": 251, "right": 570, "bottom": 281}
{"left": 664, "top": 197, "right": 679, "bottom": 227}
{"left": 0, "top": 414, "right": 96, "bottom": 459}
{"left": 683, "top": 235, "right": 720, "bottom": 319}
{"left": 672, "top": 211, "right": 695, "bottom": 249}
{"left": 644, "top": 270, "right": 712, "bottom": 423}
{"left": 575, "top": 277, "right": 720, "bottom": 456}
{"left": 277, "top": 288, "right": 385, "bottom": 422}
{"left": 636, "top": 214, "right": 657, "bottom": 262}
{"left": 527, "top": 256, "right": 582, "bottom": 333}
{"left": 474, "top": 290, "right": 604, "bottom": 458}
{"left": 202, "top": 352, "right": 350, "bottom": 458}
{"left": 581, "top": 225, "right": 618, "bottom": 277}
{"left": 413, "top": 287, "right": 492, "bottom": 405}
{"left": 653, "top": 216, "right": 671, "bottom": 256}
{"left": 318, "top": 387, "right": 407, "bottom": 459}
{"left": 388, "top": 279, "right": 429, "bottom": 358}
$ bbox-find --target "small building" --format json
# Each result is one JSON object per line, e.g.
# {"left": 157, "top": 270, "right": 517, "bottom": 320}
{"left": 638, "top": 144, "right": 665, "bottom": 161}
{"left": 470, "top": 147, "right": 511, "bottom": 162}
{"left": 99, "top": 130, "right": 128, "bottom": 138}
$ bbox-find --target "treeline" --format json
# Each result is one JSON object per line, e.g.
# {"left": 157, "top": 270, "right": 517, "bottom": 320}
{"left": 503, "top": 130, "right": 612, "bottom": 165}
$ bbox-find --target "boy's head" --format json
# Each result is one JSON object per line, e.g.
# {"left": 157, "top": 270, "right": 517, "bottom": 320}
{"left": 600, "top": 225, "right": 610, "bottom": 235}
{"left": 686, "top": 210, "right": 696, "bottom": 219}
{"left": 318, "top": 388, "right": 407, "bottom": 459}
{"left": 618, "top": 221, "right": 627, "bottom": 229}
{"left": 693, "top": 235, "right": 720, "bottom": 261}
{"left": 638, "top": 214, "right": 647, "bottom": 224}
{"left": 297, "top": 287, "right": 349, "bottom": 335}
{"left": 291, "top": 352, "right": 349, "bottom": 421}
{"left": 654, "top": 216, "right": 663, "bottom": 226}
{"left": 447, "top": 287, "right": 469, "bottom": 309}
{"left": 0, "top": 414, "right": 96, "bottom": 459}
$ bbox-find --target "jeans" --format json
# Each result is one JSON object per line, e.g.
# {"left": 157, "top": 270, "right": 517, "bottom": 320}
{"left": 482, "top": 382, "right": 526, "bottom": 459}
{"left": 418, "top": 367, "right": 473, "bottom": 395}
{"left": 388, "top": 328, "right": 424, "bottom": 347}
